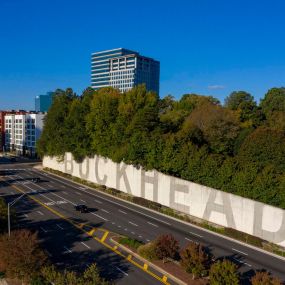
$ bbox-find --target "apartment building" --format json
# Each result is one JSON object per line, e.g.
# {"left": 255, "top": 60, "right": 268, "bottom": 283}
{"left": 4, "top": 112, "right": 45, "bottom": 156}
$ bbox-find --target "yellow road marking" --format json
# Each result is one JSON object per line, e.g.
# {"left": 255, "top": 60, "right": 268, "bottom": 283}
{"left": 143, "top": 263, "right": 148, "bottom": 270}
{"left": 127, "top": 254, "right": 132, "bottom": 260}
{"left": 88, "top": 228, "right": 96, "bottom": 236}
{"left": 2, "top": 179, "right": 170, "bottom": 285}
{"left": 101, "top": 231, "right": 109, "bottom": 242}
{"left": 163, "top": 276, "right": 168, "bottom": 282}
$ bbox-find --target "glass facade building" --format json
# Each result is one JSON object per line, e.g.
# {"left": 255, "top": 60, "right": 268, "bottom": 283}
{"left": 91, "top": 48, "right": 160, "bottom": 94}
{"left": 35, "top": 92, "right": 54, "bottom": 112}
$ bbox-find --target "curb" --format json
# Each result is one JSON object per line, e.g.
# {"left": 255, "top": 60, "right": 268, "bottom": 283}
{"left": 38, "top": 167, "right": 285, "bottom": 262}
{"left": 110, "top": 237, "right": 187, "bottom": 285}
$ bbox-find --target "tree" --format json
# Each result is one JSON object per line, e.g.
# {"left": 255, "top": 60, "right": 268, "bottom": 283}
{"left": 81, "top": 263, "right": 109, "bottom": 285}
{"left": 260, "top": 87, "right": 285, "bottom": 130}
{"left": 260, "top": 87, "right": 285, "bottom": 117}
{"left": 41, "top": 263, "right": 108, "bottom": 285}
{"left": 0, "top": 230, "right": 47, "bottom": 282}
{"left": 225, "top": 91, "right": 255, "bottom": 110}
{"left": 250, "top": 271, "right": 282, "bottom": 285}
{"left": 209, "top": 260, "right": 239, "bottom": 285}
{"left": 180, "top": 242, "right": 210, "bottom": 279}
{"left": 155, "top": 234, "right": 179, "bottom": 262}
{"left": 36, "top": 88, "right": 74, "bottom": 158}
{"left": 189, "top": 102, "right": 240, "bottom": 154}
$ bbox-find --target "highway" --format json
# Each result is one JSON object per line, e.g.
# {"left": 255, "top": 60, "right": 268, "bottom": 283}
{"left": 1, "top": 162, "right": 285, "bottom": 284}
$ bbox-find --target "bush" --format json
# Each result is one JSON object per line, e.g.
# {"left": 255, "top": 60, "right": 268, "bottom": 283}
{"left": 119, "top": 237, "right": 143, "bottom": 250}
{"left": 209, "top": 259, "right": 239, "bottom": 285}
{"left": 180, "top": 242, "right": 210, "bottom": 279}
{"left": 137, "top": 242, "right": 158, "bottom": 261}
{"left": 41, "top": 263, "right": 108, "bottom": 285}
{"left": 0, "top": 229, "right": 47, "bottom": 282}
{"left": 250, "top": 271, "right": 282, "bottom": 285}
{"left": 155, "top": 234, "right": 180, "bottom": 262}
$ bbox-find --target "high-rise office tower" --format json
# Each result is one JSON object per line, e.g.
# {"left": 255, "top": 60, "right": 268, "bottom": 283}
{"left": 35, "top": 91, "right": 54, "bottom": 112}
{"left": 91, "top": 48, "right": 160, "bottom": 94}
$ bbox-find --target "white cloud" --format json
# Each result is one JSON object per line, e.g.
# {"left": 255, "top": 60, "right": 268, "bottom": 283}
{"left": 207, "top": 85, "right": 225, "bottom": 90}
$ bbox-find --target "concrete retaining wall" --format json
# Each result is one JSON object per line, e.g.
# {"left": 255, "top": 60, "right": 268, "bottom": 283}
{"left": 43, "top": 153, "right": 285, "bottom": 247}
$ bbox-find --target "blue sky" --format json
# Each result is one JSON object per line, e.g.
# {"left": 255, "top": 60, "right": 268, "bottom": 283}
{"left": 0, "top": 0, "right": 284, "bottom": 110}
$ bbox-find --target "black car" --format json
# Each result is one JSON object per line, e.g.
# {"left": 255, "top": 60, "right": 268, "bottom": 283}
{"left": 74, "top": 204, "right": 88, "bottom": 213}
{"left": 31, "top": 177, "right": 41, "bottom": 183}
{"left": 10, "top": 157, "right": 17, "bottom": 162}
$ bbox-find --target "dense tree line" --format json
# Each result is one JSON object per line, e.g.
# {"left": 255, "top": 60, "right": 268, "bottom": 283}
{"left": 37, "top": 86, "right": 285, "bottom": 208}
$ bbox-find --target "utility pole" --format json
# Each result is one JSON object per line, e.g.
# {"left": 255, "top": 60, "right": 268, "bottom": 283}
{"left": 8, "top": 193, "right": 26, "bottom": 237}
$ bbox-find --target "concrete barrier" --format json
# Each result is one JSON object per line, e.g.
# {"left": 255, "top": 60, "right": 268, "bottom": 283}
{"left": 43, "top": 153, "right": 285, "bottom": 247}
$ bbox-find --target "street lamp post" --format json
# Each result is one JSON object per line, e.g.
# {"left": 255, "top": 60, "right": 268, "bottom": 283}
{"left": 8, "top": 193, "right": 26, "bottom": 237}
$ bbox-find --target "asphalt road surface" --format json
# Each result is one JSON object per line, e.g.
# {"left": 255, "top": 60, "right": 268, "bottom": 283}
{"left": 1, "top": 162, "right": 285, "bottom": 284}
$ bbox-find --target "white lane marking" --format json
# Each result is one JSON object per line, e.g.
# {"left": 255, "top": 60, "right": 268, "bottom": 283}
{"left": 75, "top": 192, "right": 82, "bottom": 195}
{"left": 185, "top": 237, "right": 193, "bottom": 242}
{"left": 189, "top": 231, "right": 203, "bottom": 238}
{"left": 56, "top": 224, "right": 64, "bottom": 230}
{"left": 35, "top": 170, "right": 173, "bottom": 226}
{"left": 146, "top": 239, "right": 150, "bottom": 242}
{"left": 45, "top": 200, "right": 67, "bottom": 206}
{"left": 24, "top": 213, "right": 28, "bottom": 218}
{"left": 40, "top": 227, "right": 47, "bottom": 233}
{"left": 128, "top": 221, "right": 138, "bottom": 227}
{"left": 94, "top": 199, "right": 102, "bottom": 204}
{"left": 90, "top": 212, "right": 108, "bottom": 221}
{"left": 112, "top": 222, "right": 115, "bottom": 225}
{"left": 49, "top": 192, "right": 76, "bottom": 206}
{"left": 63, "top": 191, "right": 68, "bottom": 194}
{"left": 116, "top": 266, "right": 128, "bottom": 276}
{"left": 124, "top": 228, "right": 128, "bottom": 231}
{"left": 61, "top": 185, "right": 66, "bottom": 188}
{"left": 118, "top": 225, "right": 121, "bottom": 228}
{"left": 37, "top": 211, "right": 44, "bottom": 216}
{"left": 233, "top": 257, "right": 251, "bottom": 267}
{"left": 46, "top": 250, "right": 52, "bottom": 257}
{"left": 80, "top": 199, "right": 86, "bottom": 203}
{"left": 81, "top": 242, "right": 91, "bottom": 249}
{"left": 131, "top": 232, "right": 135, "bottom": 235}
{"left": 64, "top": 246, "right": 72, "bottom": 254}
{"left": 119, "top": 209, "right": 127, "bottom": 214}
{"left": 139, "top": 235, "right": 142, "bottom": 238}
{"left": 101, "top": 208, "right": 110, "bottom": 213}
{"left": 147, "top": 222, "right": 158, "bottom": 228}
{"left": 232, "top": 248, "right": 248, "bottom": 256}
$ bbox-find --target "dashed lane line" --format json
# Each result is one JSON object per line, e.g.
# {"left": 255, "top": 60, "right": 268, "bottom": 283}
{"left": 189, "top": 231, "right": 203, "bottom": 238}
{"left": 90, "top": 212, "right": 108, "bottom": 221}
{"left": 40, "top": 227, "right": 47, "bottom": 233}
{"left": 56, "top": 224, "right": 64, "bottom": 230}
{"left": 119, "top": 209, "right": 127, "bottom": 214}
{"left": 101, "top": 208, "right": 110, "bottom": 213}
{"left": 185, "top": 237, "right": 193, "bottom": 242}
{"left": 129, "top": 221, "right": 138, "bottom": 227}
{"left": 116, "top": 266, "right": 128, "bottom": 276}
{"left": 147, "top": 222, "right": 158, "bottom": 228}
{"left": 232, "top": 248, "right": 248, "bottom": 256}
{"left": 81, "top": 242, "right": 91, "bottom": 249}
{"left": 64, "top": 246, "right": 72, "bottom": 254}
